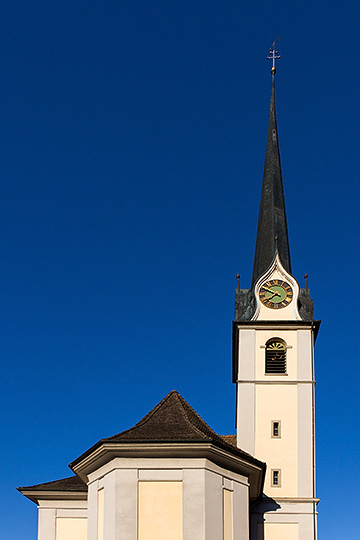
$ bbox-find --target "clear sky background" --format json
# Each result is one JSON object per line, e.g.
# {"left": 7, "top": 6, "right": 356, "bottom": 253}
{"left": 1, "top": 1, "right": 359, "bottom": 539}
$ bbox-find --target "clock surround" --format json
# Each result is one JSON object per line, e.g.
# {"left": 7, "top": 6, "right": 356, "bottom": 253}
{"left": 259, "top": 279, "right": 293, "bottom": 309}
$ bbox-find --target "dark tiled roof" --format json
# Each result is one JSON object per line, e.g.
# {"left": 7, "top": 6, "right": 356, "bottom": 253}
{"left": 69, "top": 390, "right": 265, "bottom": 474}
{"left": 220, "top": 434, "right": 237, "bottom": 447}
{"left": 105, "top": 390, "right": 230, "bottom": 446}
{"left": 252, "top": 73, "right": 291, "bottom": 287}
{"left": 18, "top": 475, "right": 87, "bottom": 492}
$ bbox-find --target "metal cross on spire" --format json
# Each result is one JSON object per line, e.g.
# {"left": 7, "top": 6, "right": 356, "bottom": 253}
{"left": 267, "top": 38, "right": 281, "bottom": 74}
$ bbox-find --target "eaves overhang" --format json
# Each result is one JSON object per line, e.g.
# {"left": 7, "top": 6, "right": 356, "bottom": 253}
{"left": 16, "top": 488, "right": 87, "bottom": 505}
{"left": 69, "top": 441, "right": 265, "bottom": 501}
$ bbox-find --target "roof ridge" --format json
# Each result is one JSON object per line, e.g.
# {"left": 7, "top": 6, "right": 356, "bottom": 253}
{"left": 105, "top": 390, "right": 228, "bottom": 444}
{"left": 175, "top": 393, "right": 225, "bottom": 442}
{"left": 106, "top": 390, "right": 180, "bottom": 441}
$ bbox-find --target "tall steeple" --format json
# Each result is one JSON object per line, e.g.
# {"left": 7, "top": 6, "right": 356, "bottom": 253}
{"left": 233, "top": 45, "right": 319, "bottom": 540}
{"left": 234, "top": 44, "right": 314, "bottom": 322}
{"left": 251, "top": 64, "right": 291, "bottom": 287}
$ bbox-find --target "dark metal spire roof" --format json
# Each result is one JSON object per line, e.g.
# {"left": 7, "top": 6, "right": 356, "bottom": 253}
{"left": 251, "top": 72, "right": 291, "bottom": 286}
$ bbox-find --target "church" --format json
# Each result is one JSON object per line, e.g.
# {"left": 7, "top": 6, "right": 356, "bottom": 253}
{"left": 18, "top": 47, "right": 320, "bottom": 540}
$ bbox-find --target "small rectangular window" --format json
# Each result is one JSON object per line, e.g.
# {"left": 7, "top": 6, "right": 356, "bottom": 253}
{"left": 271, "top": 470, "right": 281, "bottom": 487}
{"left": 271, "top": 421, "right": 281, "bottom": 438}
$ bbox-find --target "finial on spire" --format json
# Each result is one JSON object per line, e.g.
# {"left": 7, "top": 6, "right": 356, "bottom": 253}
{"left": 267, "top": 38, "right": 281, "bottom": 74}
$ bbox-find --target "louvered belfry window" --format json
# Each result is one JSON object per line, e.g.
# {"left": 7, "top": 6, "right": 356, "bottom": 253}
{"left": 265, "top": 339, "right": 286, "bottom": 374}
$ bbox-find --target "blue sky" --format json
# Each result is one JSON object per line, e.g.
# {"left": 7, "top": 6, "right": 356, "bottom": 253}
{"left": 1, "top": 2, "right": 359, "bottom": 539}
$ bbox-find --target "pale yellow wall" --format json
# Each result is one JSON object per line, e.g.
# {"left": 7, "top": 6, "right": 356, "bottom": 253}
{"left": 223, "top": 489, "right": 233, "bottom": 540}
{"left": 255, "top": 384, "right": 298, "bottom": 497}
{"left": 97, "top": 488, "right": 104, "bottom": 540}
{"left": 55, "top": 517, "right": 87, "bottom": 540}
{"left": 138, "top": 481, "right": 182, "bottom": 540}
{"left": 263, "top": 523, "right": 298, "bottom": 540}
{"left": 255, "top": 330, "right": 297, "bottom": 380}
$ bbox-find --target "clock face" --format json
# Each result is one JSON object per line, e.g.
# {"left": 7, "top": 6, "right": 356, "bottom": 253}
{"left": 259, "top": 279, "right": 293, "bottom": 309}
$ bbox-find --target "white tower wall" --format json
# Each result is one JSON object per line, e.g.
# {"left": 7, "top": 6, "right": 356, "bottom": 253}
{"left": 235, "top": 316, "right": 318, "bottom": 540}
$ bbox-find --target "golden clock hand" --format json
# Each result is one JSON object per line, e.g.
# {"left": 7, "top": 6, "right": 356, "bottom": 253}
{"left": 267, "top": 291, "right": 281, "bottom": 300}
{"left": 262, "top": 286, "right": 275, "bottom": 294}
{"left": 261, "top": 286, "right": 281, "bottom": 298}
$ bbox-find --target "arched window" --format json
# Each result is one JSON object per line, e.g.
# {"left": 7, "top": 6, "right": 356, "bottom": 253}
{"left": 265, "top": 339, "right": 286, "bottom": 374}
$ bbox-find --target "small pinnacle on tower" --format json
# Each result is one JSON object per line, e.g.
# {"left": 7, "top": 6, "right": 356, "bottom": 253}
{"left": 267, "top": 38, "right": 281, "bottom": 74}
{"left": 304, "top": 273, "right": 309, "bottom": 292}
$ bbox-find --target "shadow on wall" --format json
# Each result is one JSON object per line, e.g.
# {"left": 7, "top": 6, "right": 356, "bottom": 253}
{"left": 250, "top": 495, "right": 281, "bottom": 540}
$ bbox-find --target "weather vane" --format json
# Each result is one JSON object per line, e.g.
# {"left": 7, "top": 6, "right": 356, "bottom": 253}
{"left": 267, "top": 38, "right": 281, "bottom": 74}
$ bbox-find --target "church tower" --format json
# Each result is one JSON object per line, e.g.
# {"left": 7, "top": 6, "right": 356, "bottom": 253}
{"left": 233, "top": 47, "right": 320, "bottom": 540}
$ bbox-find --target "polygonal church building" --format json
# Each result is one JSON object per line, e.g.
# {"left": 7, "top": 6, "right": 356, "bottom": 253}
{"left": 19, "top": 53, "right": 320, "bottom": 540}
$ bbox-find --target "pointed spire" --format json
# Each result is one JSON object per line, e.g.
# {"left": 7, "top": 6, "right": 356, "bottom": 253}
{"left": 251, "top": 66, "right": 291, "bottom": 286}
